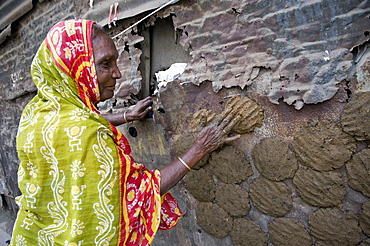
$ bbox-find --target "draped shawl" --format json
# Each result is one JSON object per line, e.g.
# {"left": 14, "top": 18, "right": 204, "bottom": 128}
{"left": 11, "top": 19, "right": 181, "bottom": 246}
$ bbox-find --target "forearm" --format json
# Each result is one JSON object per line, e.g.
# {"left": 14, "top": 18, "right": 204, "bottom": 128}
{"left": 159, "top": 143, "right": 206, "bottom": 195}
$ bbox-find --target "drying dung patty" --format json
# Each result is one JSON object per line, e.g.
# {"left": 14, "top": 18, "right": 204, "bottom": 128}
{"left": 252, "top": 137, "right": 298, "bottom": 181}
{"left": 224, "top": 96, "right": 264, "bottom": 134}
{"left": 346, "top": 148, "right": 370, "bottom": 198}
{"left": 268, "top": 217, "right": 311, "bottom": 246}
{"left": 293, "top": 166, "right": 346, "bottom": 208}
{"left": 292, "top": 120, "right": 356, "bottom": 171}
{"left": 249, "top": 177, "right": 293, "bottom": 217}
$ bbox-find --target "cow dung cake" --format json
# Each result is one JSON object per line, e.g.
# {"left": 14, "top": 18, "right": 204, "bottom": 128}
{"left": 230, "top": 218, "right": 267, "bottom": 246}
{"left": 184, "top": 168, "right": 216, "bottom": 202}
{"left": 268, "top": 217, "right": 311, "bottom": 246}
{"left": 208, "top": 145, "right": 253, "bottom": 184}
{"left": 346, "top": 148, "right": 370, "bottom": 198}
{"left": 293, "top": 166, "right": 346, "bottom": 208}
{"left": 252, "top": 137, "right": 298, "bottom": 181}
{"left": 196, "top": 202, "right": 233, "bottom": 239}
{"left": 249, "top": 177, "right": 293, "bottom": 217}
{"left": 341, "top": 91, "right": 370, "bottom": 141}
{"left": 215, "top": 183, "right": 250, "bottom": 217}
{"left": 224, "top": 96, "right": 264, "bottom": 134}
{"left": 292, "top": 120, "right": 356, "bottom": 171}
{"left": 308, "top": 207, "right": 362, "bottom": 246}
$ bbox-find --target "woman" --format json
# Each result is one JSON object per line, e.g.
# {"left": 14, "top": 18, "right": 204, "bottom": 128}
{"left": 10, "top": 19, "right": 240, "bottom": 245}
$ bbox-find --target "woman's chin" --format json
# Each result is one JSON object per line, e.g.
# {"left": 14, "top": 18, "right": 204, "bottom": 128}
{"left": 100, "top": 92, "right": 114, "bottom": 102}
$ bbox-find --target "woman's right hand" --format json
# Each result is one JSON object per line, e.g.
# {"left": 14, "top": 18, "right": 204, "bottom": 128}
{"left": 193, "top": 107, "right": 241, "bottom": 155}
{"left": 159, "top": 107, "right": 242, "bottom": 195}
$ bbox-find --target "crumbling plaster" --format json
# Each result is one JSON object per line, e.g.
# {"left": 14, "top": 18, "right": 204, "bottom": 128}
{"left": 104, "top": 0, "right": 369, "bottom": 110}
{"left": 168, "top": 0, "right": 369, "bottom": 110}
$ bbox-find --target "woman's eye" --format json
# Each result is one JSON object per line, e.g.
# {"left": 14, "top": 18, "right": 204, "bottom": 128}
{"left": 101, "top": 62, "right": 110, "bottom": 68}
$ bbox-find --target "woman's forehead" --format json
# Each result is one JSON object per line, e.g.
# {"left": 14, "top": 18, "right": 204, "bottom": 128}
{"left": 93, "top": 32, "right": 118, "bottom": 60}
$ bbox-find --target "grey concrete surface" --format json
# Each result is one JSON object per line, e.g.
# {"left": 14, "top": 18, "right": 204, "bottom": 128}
{"left": 0, "top": 211, "right": 13, "bottom": 245}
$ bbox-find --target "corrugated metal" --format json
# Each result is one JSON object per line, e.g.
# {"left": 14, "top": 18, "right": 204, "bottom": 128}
{"left": 0, "top": 0, "right": 33, "bottom": 31}
{"left": 82, "top": 0, "right": 179, "bottom": 27}
{"left": 0, "top": 23, "right": 11, "bottom": 43}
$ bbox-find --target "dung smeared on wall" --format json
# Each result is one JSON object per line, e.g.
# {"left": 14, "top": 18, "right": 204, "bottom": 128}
{"left": 341, "top": 91, "right": 370, "bottom": 141}
{"left": 224, "top": 95, "right": 264, "bottom": 133}
{"left": 292, "top": 120, "right": 356, "bottom": 172}
{"left": 252, "top": 137, "right": 298, "bottom": 181}
{"left": 268, "top": 217, "right": 311, "bottom": 246}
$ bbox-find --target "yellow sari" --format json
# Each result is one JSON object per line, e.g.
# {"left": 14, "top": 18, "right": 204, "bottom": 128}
{"left": 10, "top": 19, "right": 181, "bottom": 246}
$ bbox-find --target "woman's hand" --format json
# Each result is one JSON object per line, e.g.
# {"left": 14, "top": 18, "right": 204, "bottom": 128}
{"left": 125, "top": 96, "right": 153, "bottom": 121}
{"left": 193, "top": 107, "right": 241, "bottom": 154}
{"left": 101, "top": 96, "right": 153, "bottom": 126}
{"left": 159, "top": 107, "right": 241, "bottom": 195}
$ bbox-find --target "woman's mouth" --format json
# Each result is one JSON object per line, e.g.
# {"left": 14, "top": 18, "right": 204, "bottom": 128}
{"left": 106, "top": 85, "right": 116, "bottom": 90}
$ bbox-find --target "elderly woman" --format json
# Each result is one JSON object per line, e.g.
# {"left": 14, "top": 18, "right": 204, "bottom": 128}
{"left": 10, "top": 19, "right": 240, "bottom": 245}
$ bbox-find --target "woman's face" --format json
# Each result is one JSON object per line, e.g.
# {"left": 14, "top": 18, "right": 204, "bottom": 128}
{"left": 93, "top": 30, "right": 122, "bottom": 101}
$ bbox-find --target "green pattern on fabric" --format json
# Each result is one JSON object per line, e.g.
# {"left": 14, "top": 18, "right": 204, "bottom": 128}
{"left": 12, "top": 42, "right": 122, "bottom": 245}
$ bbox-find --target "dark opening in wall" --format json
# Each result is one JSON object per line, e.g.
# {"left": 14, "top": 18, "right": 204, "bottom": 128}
{"left": 352, "top": 39, "right": 370, "bottom": 64}
{"left": 137, "top": 15, "right": 192, "bottom": 98}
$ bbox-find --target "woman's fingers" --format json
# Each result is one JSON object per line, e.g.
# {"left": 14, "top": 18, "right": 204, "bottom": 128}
{"left": 219, "top": 113, "right": 241, "bottom": 134}
{"left": 224, "top": 134, "right": 241, "bottom": 144}
{"left": 128, "top": 97, "right": 154, "bottom": 120}
{"left": 137, "top": 97, "right": 153, "bottom": 111}
{"left": 220, "top": 106, "right": 233, "bottom": 121}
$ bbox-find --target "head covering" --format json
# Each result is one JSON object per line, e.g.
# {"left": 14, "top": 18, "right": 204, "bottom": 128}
{"left": 46, "top": 19, "right": 100, "bottom": 108}
{"left": 11, "top": 19, "right": 181, "bottom": 246}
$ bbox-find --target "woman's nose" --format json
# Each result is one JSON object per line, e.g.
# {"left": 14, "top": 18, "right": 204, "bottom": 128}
{"left": 112, "top": 65, "right": 122, "bottom": 79}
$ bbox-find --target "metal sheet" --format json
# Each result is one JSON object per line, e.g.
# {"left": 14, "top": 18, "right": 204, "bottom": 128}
{"left": 82, "top": 0, "right": 179, "bottom": 27}
{"left": 0, "top": 23, "right": 10, "bottom": 44}
{"left": 0, "top": 0, "right": 33, "bottom": 31}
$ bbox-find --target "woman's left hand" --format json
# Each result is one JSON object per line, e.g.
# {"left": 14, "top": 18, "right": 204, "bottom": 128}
{"left": 102, "top": 97, "right": 153, "bottom": 126}
{"left": 126, "top": 96, "right": 153, "bottom": 121}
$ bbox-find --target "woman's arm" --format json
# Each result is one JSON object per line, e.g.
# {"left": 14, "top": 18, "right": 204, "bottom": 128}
{"left": 102, "top": 97, "right": 153, "bottom": 126}
{"left": 159, "top": 110, "right": 241, "bottom": 195}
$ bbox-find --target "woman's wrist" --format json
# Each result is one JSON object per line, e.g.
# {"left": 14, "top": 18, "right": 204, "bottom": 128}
{"left": 123, "top": 111, "right": 130, "bottom": 124}
{"left": 185, "top": 142, "right": 207, "bottom": 166}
